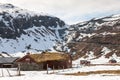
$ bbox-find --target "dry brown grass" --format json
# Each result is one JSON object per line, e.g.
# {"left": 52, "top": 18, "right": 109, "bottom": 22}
{"left": 65, "top": 70, "right": 120, "bottom": 76}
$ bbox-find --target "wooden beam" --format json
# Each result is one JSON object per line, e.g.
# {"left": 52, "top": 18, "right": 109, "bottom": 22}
{"left": 47, "top": 64, "right": 48, "bottom": 74}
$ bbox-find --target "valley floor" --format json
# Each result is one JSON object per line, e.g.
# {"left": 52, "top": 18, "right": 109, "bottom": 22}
{"left": 0, "top": 65, "right": 120, "bottom": 80}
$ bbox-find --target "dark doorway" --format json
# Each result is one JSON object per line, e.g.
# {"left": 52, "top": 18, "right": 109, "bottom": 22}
{"left": 43, "top": 60, "right": 66, "bottom": 70}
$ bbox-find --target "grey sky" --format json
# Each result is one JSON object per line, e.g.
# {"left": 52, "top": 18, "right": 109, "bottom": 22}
{"left": 1, "top": 0, "right": 120, "bottom": 24}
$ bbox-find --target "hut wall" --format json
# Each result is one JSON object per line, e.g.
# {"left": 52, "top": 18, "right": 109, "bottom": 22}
{"left": 19, "top": 62, "right": 43, "bottom": 71}
{"left": 16, "top": 55, "right": 44, "bottom": 70}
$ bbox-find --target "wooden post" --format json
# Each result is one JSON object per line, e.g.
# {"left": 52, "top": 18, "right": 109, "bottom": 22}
{"left": 53, "top": 65, "right": 54, "bottom": 73}
{"left": 18, "top": 63, "right": 21, "bottom": 76}
{"left": 6, "top": 69, "right": 11, "bottom": 77}
{"left": 47, "top": 64, "right": 48, "bottom": 74}
{"left": 63, "top": 66, "right": 64, "bottom": 72}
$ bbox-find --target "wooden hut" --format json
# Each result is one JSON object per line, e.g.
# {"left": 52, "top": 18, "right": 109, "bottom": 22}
{"left": 16, "top": 52, "right": 72, "bottom": 71}
{"left": 109, "top": 59, "right": 117, "bottom": 63}
{"left": 80, "top": 60, "right": 91, "bottom": 66}
{"left": 0, "top": 57, "right": 19, "bottom": 68}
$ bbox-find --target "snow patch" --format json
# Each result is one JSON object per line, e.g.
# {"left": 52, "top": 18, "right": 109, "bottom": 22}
{"left": 101, "top": 47, "right": 111, "bottom": 55}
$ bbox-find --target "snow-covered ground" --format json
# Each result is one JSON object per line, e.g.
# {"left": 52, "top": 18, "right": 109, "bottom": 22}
{"left": 0, "top": 65, "right": 120, "bottom": 80}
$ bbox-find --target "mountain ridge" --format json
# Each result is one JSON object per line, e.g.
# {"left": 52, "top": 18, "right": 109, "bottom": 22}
{"left": 65, "top": 13, "right": 120, "bottom": 60}
{"left": 0, "top": 3, "right": 67, "bottom": 53}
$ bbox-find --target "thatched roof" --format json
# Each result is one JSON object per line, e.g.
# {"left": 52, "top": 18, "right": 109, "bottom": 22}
{"left": 29, "top": 52, "right": 70, "bottom": 63}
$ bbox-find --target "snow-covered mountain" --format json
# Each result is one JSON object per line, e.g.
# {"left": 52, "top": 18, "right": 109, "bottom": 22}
{"left": 0, "top": 3, "right": 68, "bottom": 53}
{"left": 65, "top": 14, "right": 120, "bottom": 61}
{"left": 0, "top": 3, "right": 120, "bottom": 62}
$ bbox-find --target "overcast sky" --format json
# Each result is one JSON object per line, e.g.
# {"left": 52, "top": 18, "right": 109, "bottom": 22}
{"left": 1, "top": 0, "right": 120, "bottom": 24}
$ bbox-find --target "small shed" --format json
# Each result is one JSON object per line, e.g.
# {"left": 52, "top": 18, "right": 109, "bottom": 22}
{"left": 0, "top": 57, "right": 19, "bottom": 68}
{"left": 80, "top": 60, "right": 91, "bottom": 66}
{"left": 109, "top": 59, "right": 117, "bottom": 63}
{"left": 17, "top": 52, "right": 72, "bottom": 71}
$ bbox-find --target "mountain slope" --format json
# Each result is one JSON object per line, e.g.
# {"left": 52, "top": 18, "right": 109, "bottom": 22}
{"left": 66, "top": 14, "right": 120, "bottom": 60}
{"left": 0, "top": 3, "right": 67, "bottom": 53}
